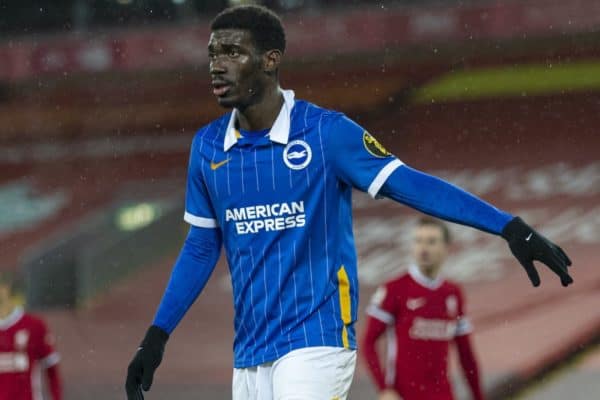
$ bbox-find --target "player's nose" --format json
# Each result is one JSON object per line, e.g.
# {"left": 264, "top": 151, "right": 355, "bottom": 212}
{"left": 209, "top": 59, "right": 227, "bottom": 75}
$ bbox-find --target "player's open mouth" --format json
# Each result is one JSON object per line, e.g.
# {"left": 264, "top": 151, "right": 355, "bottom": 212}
{"left": 212, "top": 82, "right": 231, "bottom": 97}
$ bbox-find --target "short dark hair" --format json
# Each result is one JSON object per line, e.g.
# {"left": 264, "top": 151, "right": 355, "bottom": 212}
{"left": 416, "top": 216, "right": 451, "bottom": 244}
{"left": 211, "top": 5, "right": 286, "bottom": 54}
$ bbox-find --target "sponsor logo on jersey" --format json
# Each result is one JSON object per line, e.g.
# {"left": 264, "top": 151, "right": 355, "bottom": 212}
{"left": 283, "top": 140, "right": 312, "bottom": 170}
{"left": 406, "top": 297, "right": 427, "bottom": 310}
{"left": 409, "top": 317, "right": 457, "bottom": 341}
{"left": 0, "top": 353, "right": 29, "bottom": 373}
{"left": 362, "top": 131, "right": 391, "bottom": 158}
{"left": 225, "top": 201, "right": 306, "bottom": 234}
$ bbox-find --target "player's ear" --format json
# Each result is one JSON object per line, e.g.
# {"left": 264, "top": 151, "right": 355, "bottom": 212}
{"left": 263, "top": 49, "right": 282, "bottom": 74}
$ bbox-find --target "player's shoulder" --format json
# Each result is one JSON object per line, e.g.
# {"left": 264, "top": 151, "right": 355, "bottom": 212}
{"left": 291, "top": 99, "right": 346, "bottom": 131}
{"left": 293, "top": 99, "right": 343, "bottom": 120}
{"left": 442, "top": 279, "right": 465, "bottom": 296}
{"left": 384, "top": 271, "right": 413, "bottom": 291}
{"left": 192, "top": 112, "right": 231, "bottom": 146}
{"left": 20, "top": 312, "right": 47, "bottom": 331}
{"left": 372, "top": 273, "right": 413, "bottom": 305}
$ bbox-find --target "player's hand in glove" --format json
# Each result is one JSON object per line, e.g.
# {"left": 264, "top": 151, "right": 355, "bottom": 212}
{"left": 501, "top": 217, "right": 573, "bottom": 287}
{"left": 125, "top": 325, "right": 169, "bottom": 400}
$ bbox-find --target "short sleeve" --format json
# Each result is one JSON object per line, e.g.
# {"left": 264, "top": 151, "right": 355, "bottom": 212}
{"left": 327, "top": 115, "right": 404, "bottom": 198}
{"left": 455, "top": 288, "right": 473, "bottom": 336}
{"left": 183, "top": 135, "right": 218, "bottom": 228}
{"left": 36, "top": 321, "right": 60, "bottom": 367}
{"left": 366, "top": 284, "right": 397, "bottom": 325}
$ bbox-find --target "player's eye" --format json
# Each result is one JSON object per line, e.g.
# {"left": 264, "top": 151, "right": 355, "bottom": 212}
{"left": 228, "top": 49, "right": 240, "bottom": 58}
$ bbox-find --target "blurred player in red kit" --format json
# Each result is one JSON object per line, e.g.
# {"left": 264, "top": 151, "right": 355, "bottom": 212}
{"left": 0, "top": 273, "right": 62, "bottom": 400}
{"left": 362, "top": 217, "right": 484, "bottom": 400}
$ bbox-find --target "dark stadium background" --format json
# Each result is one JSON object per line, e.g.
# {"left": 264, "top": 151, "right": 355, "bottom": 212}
{"left": 0, "top": 0, "right": 599, "bottom": 399}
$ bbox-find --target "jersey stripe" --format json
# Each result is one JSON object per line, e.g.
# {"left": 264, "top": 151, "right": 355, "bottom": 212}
{"left": 276, "top": 242, "right": 288, "bottom": 350}
{"left": 292, "top": 240, "right": 309, "bottom": 346}
{"left": 31, "top": 363, "right": 43, "bottom": 400}
{"left": 262, "top": 245, "right": 278, "bottom": 359}
{"left": 367, "top": 159, "right": 404, "bottom": 198}
{"left": 235, "top": 247, "right": 256, "bottom": 363}
{"left": 270, "top": 143, "right": 276, "bottom": 190}
{"left": 183, "top": 212, "right": 218, "bottom": 228}
{"left": 308, "top": 236, "right": 325, "bottom": 345}
{"left": 385, "top": 327, "right": 397, "bottom": 386}
{"left": 303, "top": 104, "right": 311, "bottom": 186}
{"left": 224, "top": 130, "right": 232, "bottom": 196}
{"left": 210, "top": 120, "right": 224, "bottom": 198}
{"left": 253, "top": 148, "right": 260, "bottom": 192}
{"left": 239, "top": 147, "right": 246, "bottom": 193}
{"left": 317, "top": 112, "right": 341, "bottom": 347}
{"left": 337, "top": 265, "right": 352, "bottom": 348}
{"left": 366, "top": 305, "right": 395, "bottom": 325}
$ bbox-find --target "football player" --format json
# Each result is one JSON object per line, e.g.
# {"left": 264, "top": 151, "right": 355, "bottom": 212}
{"left": 125, "top": 5, "right": 571, "bottom": 400}
{"left": 0, "top": 272, "right": 62, "bottom": 400}
{"left": 362, "top": 217, "right": 484, "bottom": 400}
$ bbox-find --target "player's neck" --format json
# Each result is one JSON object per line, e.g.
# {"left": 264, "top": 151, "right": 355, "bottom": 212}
{"left": 236, "top": 84, "right": 283, "bottom": 131}
{"left": 418, "top": 264, "right": 441, "bottom": 280}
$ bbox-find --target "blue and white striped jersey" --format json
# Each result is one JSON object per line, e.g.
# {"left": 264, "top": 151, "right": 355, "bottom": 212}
{"left": 184, "top": 90, "right": 403, "bottom": 368}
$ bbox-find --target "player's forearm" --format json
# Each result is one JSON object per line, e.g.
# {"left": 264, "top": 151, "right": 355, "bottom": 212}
{"left": 380, "top": 165, "right": 512, "bottom": 235}
{"left": 46, "top": 365, "right": 63, "bottom": 400}
{"left": 361, "top": 318, "right": 389, "bottom": 391}
{"left": 456, "top": 335, "right": 485, "bottom": 400}
{"left": 152, "top": 226, "right": 222, "bottom": 334}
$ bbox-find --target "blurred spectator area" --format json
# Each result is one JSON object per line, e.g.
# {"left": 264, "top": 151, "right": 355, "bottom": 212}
{"left": 1, "top": 0, "right": 600, "bottom": 143}
{"left": 0, "top": 1, "right": 450, "bottom": 34}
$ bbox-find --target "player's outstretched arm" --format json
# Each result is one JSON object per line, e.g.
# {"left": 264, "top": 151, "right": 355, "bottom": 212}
{"left": 125, "top": 226, "right": 222, "bottom": 400}
{"left": 325, "top": 115, "right": 572, "bottom": 286}
{"left": 378, "top": 165, "right": 573, "bottom": 286}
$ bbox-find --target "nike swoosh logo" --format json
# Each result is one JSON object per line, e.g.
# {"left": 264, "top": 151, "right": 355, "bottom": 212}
{"left": 210, "top": 158, "right": 230, "bottom": 170}
{"left": 525, "top": 232, "right": 533, "bottom": 241}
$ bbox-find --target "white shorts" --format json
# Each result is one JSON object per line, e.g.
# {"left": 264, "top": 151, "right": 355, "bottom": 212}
{"left": 232, "top": 346, "right": 357, "bottom": 400}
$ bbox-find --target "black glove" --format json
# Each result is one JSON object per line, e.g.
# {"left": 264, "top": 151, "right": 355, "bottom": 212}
{"left": 125, "top": 325, "right": 169, "bottom": 400}
{"left": 501, "top": 217, "right": 573, "bottom": 287}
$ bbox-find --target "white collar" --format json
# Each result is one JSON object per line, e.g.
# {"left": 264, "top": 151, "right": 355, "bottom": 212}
{"left": 409, "top": 264, "right": 444, "bottom": 290}
{"left": 0, "top": 306, "right": 24, "bottom": 330}
{"left": 223, "top": 89, "right": 295, "bottom": 151}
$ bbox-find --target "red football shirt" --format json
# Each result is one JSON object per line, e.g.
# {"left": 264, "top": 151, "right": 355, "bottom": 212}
{"left": 0, "top": 307, "right": 60, "bottom": 400}
{"left": 365, "top": 266, "right": 473, "bottom": 400}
